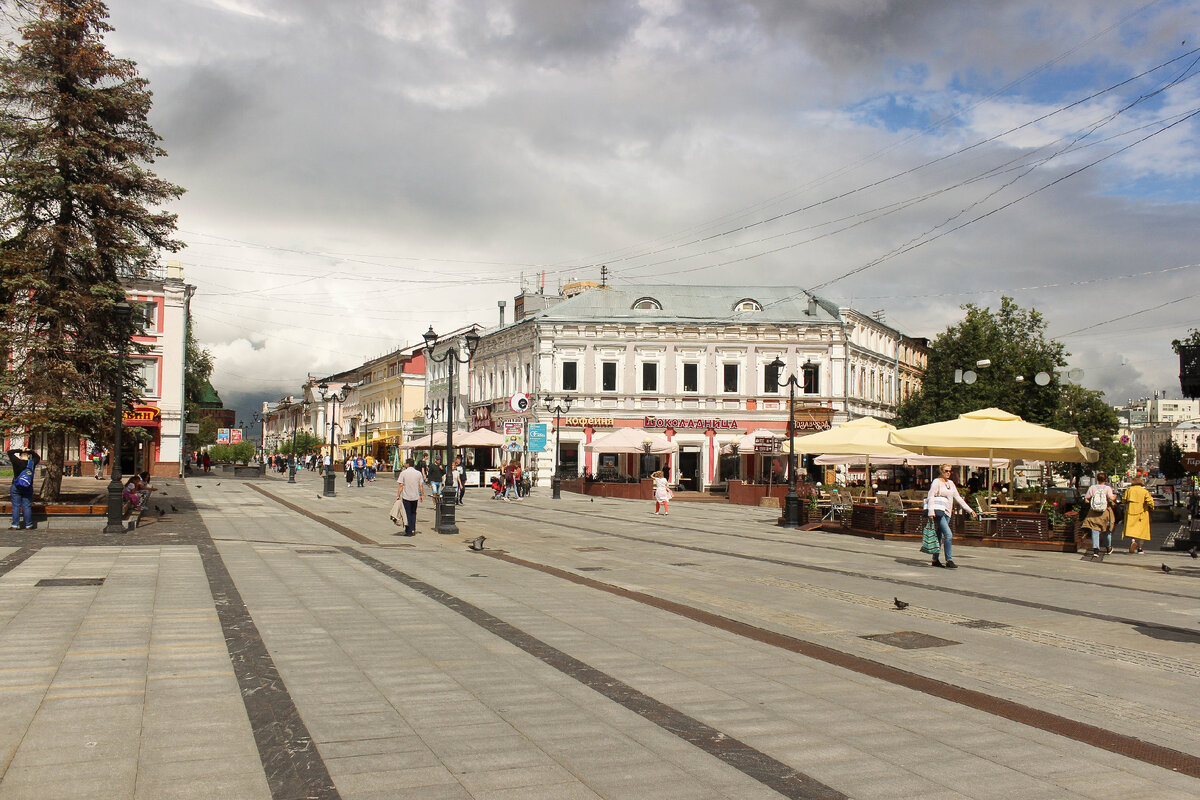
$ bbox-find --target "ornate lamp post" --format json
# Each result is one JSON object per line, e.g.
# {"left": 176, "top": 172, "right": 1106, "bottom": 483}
{"left": 423, "top": 325, "right": 480, "bottom": 534}
{"left": 543, "top": 395, "right": 573, "bottom": 500}
{"left": 769, "top": 357, "right": 804, "bottom": 529}
{"left": 104, "top": 301, "right": 134, "bottom": 534}
{"left": 318, "top": 382, "right": 346, "bottom": 497}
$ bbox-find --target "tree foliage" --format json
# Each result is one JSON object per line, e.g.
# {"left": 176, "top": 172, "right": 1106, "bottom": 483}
{"left": 1159, "top": 439, "right": 1185, "bottom": 480}
{"left": 206, "top": 441, "right": 255, "bottom": 464}
{"left": 1049, "top": 384, "right": 1131, "bottom": 481}
{"left": 278, "top": 432, "right": 323, "bottom": 456}
{"left": 896, "top": 297, "right": 1067, "bottom": 428}
{"left": 0, "top": 0, "right": 183, "bottom": 499}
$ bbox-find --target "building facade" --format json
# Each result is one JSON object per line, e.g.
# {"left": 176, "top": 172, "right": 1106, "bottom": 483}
{"left": 468, "top": 285, "right": 922, "bottom": 490}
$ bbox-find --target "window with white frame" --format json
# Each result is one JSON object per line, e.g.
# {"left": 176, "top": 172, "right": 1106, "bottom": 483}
{"left": 562, "top": 361, "right": 578, "bottom": 391}
{"left": 803, "top": 362, "right": 819, "bottom": 395}
{"left": 642, "top": 362, "right": 658, "bottom": 392}
{"left": 723, "top": 363, "right": 739, "bottom": 393}
{"left": 763, "top": 360, "right": 780, "bottom": 393}
{"left": 133, "top": 357, "right": 158, "bottom": 396}
{"left": 682, "top": 362, "right": 699, "bottom": 393}
{"left": 602, "top": 361, "right": 618, "bottom": 392}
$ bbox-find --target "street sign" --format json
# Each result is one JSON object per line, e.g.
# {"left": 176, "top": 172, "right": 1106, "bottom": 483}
{"left": 754, "top": 438, "right": 779, "bottom": 453}
{"left": 184, "top": 423, "right": 199, "bottom": 434}
{"left": 528, "top": 423, "right": 548, "bottom": 452}
{"left": 1182, "top": 452, "right": 1200, "bottom": 473}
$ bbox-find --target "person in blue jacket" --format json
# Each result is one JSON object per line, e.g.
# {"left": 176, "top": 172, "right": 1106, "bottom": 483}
{"left": 8, "top": 448, "right": 40, "bottom": 530}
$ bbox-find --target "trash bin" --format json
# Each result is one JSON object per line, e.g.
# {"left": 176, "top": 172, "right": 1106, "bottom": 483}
{"left": 434, "top": 488, "right": 459, "bottom": 534}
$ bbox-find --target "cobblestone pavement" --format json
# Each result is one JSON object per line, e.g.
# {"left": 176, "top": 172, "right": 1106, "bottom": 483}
{"left": 1, "top": 468, "right": 1198, "bottom": 799}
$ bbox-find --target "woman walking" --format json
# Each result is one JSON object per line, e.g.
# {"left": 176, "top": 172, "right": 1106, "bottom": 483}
{"left": 926, "top": 464, "right": 977, "bottom": 569}
{"left": 652, "top": 470, "right": 672, "bottom": 515}
{"left": 1121, "top": 477, "right": 1154, "bottom": 554}
{"left": 1081, "top": 472, "right": 1118, "bottom": 558}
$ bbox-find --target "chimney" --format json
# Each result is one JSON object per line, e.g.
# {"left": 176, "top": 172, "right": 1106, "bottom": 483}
{"left": 807, "top": 295, "right": 818, "bottom": 316}
{"left": 498, "top": 300, "right": 506, "bottom": 327}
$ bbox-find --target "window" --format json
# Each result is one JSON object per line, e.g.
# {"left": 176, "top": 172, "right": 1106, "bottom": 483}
{"left": 723, "top": 363, "right": 738, "bottom": 393}
{"left": 683, "top": 363, "right": 698, "bottom": 393}
{"left": 733, "top": 299, "right": 762, "bottom": 312}
{"left": 562, "top": 361, "right": 577, "bottom": 391}
{"left": 133, "top": 357, "right": 158, "bottom": 395}
{"left": 131, "top": 300, "right": 156, "bottom": 332}
{"left": 632, "top": 297, "right": 661, "bottom": 310}
{"left": 602, "top": 361, "right": 617, "bottom": 392}
{"left": 763, "top": 361, "right": 780, "bottom": 393}
{"left": 642, "top": 363, "right": 658, "bottom": 392}
{"left": 803, "top": 362, "right": 819, "bottom": 395}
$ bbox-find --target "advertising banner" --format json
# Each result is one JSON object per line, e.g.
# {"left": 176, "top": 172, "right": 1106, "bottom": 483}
{"left": 217, "top": 428, "right": 230, "bottom": 444}
{"left": 231, "top": 429, "right": 243, "bottom": 444}
{"left": 528, "top": 423, "right": 548, "bottom": 452}
{"left": 503, "top": 420, "right": 524, "bottom": 452}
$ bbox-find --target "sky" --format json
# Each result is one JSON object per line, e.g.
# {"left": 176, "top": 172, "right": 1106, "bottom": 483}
{"left": 92, "top": 0, "right": 1200, "bottom": 425}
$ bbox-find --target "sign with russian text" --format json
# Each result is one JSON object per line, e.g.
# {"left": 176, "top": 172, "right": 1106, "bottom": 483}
{"left": 644, "top": 417, "right": 738, "bottom": 430}
{"left": 217, "top": 428, "right": 230, "bottom": 443}
{"left": 754, "top": 438, "right": 779, "bottom": 453}
{"left": 123, "top": 405, "right": 161, "bottom": 427}
{"left": 528, "top": 423, "right": 548, "bottom": 452}
{"left": 503, "top": 420, "right": 524, "bottom": 452}
{"left": 1183, "top": 452, "right": 1200, "bottom": 473}
{"left": 230, "top": 429, "right": 243, "bottom": 444}
{"left": 561, "top": 416, "right": 614, "bottom": 428}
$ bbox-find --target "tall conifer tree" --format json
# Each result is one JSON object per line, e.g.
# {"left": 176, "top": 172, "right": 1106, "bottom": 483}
{"left": 0, "top": 0, "right": 183, "bottom": 499}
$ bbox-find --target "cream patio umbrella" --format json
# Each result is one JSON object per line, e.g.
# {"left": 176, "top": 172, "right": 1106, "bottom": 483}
{"left": 887, "top": 407, "right": 1098, "bottom": 499}
{"left": 454, "top": 428, "right": 505, "bottom": 447}
{"left": 780, "top": 416, "right": 918, "bottom": 494}
{"left": 583, "top": 428, "right": 679, "bottom": 454}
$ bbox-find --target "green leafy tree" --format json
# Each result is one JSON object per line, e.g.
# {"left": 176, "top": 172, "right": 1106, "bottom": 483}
{"left": 207, "top": 441, "right": 255, "bottom": 464}
{"left": 279, "top": 432, "right": 323, "bottom": 456}
{"left": 183, "top": 322, "right": 214, "bottom": 451}
{"left": 1049, "top": 384, "right": 1132, "bottom": 482}
{"left": 896, "top": 297, "right": 1067, "bottom": 428}
{"left": 0, "top": 0, "right": 183, "bottom": 499}
{"left": 1159, "top": 439, "right": 1185, "bottom": 480}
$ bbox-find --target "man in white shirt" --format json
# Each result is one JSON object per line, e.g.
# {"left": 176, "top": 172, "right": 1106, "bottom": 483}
{"left": 396, "top": 458, "right": 424, "bottom": 535}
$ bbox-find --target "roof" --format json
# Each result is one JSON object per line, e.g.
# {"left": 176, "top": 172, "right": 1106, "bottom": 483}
{"left": 198, "top": 380, "right": 222, "bottom": 407}
{"left": 526, "top": 285, "right": 842, "bottom": 325}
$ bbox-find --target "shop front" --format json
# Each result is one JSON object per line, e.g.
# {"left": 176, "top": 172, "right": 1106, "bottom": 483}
{"left": 122, "top": 405, "right": 161, "bottom": 476}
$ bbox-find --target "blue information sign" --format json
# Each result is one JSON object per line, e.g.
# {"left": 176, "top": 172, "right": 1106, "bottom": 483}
{"left": 528, "top": 423, "right": 548, "bottom": 452}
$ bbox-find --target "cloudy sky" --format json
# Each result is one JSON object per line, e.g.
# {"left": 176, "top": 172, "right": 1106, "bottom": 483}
{"left": 97, "top": 0, "right": 1200, "bottom": 422}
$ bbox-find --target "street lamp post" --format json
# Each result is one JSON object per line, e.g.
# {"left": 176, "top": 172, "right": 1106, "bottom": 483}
{"left": 543, "top": 396, "right": 573, "bottom": 500}
{"left": 318, "top": 382, "right": 346, "bottom": 497}
{"left": 252, "top": 411, "right": 262, "bottom": 460}
{"left": 423, "top": 326, "right": 480, "bottom": 534}
{"left": 288, "top": 399, "right": 310, "bottom": 484}
{"left": 769, "top": 357, "right": 806, "bottom": 529}
{"left": 104, "top": 301, "right": 133, "bottom": 534}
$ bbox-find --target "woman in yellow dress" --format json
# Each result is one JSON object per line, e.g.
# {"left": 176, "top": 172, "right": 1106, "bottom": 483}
{"left": 1122, "top": 477, "right": 1154, "bottom": 554}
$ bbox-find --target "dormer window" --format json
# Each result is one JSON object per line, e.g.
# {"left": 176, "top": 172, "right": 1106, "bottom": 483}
{"left": 734, "top": 299, "right": 762, "bottom": 312}
{"left": 632, "top": 297, "right": 661, "bottom": 310}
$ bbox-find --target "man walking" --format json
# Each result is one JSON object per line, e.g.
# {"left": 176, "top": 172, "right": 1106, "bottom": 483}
{"left": 354, "top": 454, "right": 366, "bottom": 487}
{"left": 396, "top": 458, "right": 424, "bottom": 536}
{"left": 427, "top": 454, "right": 446, "bottom": 497}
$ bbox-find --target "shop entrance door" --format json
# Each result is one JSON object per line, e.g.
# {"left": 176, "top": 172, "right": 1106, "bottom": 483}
{"left": 679, "top": 449, "right": 700, "bottom": 491}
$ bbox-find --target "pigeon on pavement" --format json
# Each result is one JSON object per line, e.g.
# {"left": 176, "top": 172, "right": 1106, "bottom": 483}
{"left": 1162, "top": 563, "right": 1172, "bottom": 574}
{"left": 893, "top": 597, "right": 909, "bottom": 610}
{"left": 468, "top": 536, "right": 486, "bottom": 551}
{"left": 1190, "top": 546, "right": 1197, "bottom": 559}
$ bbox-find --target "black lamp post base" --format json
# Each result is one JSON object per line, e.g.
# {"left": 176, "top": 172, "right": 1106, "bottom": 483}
{"left": 552, "top": 474, "right": 561, "bottom": 500}
{"left": 103, "top": 478, "right": 126, "bottom": 533}
{"left": 779, "top": 490, "right": 801, "bottom": 528}
{"left": 323, "top": 472, "right": 337, "bottom": 497}
{"left": 288, "top": 462, "right": 296, "bottom": 484}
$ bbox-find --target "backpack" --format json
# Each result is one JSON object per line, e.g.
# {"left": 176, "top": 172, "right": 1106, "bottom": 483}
{"left": 1090, "top": 488, "right": 1107, "bottom": 512}
{"left": 14, "top": 466, "right": 34, "bottom": 489}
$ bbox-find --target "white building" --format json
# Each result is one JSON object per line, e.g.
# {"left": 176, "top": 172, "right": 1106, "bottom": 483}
{"left": 469, "top": 285, "right": 923, "bottom": 490}
{"left": 1149, "top": 397, "right": 1199, "bottom": 425}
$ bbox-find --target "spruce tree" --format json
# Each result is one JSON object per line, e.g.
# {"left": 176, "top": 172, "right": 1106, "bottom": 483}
{"left": 0, "top": 0, "right": 183, "bottom": 500}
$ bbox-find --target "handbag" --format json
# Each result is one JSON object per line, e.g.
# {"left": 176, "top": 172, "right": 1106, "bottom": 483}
{"left": 919, "top": 519, "right": 941, "bottom": 555}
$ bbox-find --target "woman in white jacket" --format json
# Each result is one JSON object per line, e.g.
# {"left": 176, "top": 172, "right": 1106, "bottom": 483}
{"left": 652, "top": 470, "right": 672, "bottom": 515}
{"left": 927, "top": 465, "right": 977, "bottom": 569}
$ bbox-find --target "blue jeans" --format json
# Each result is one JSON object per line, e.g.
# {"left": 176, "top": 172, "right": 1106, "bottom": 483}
{"left": 356, "top": 469, "right": 364, "bottom": 487}
{"left": 1089, "top": 528, "right": 1111, "bottom": 551}
{"left": 401, "top": 498, "right": 418, "bottom": 534}
{"left": 430, "top": 480, "right": 443, "bottom": 496}
{"left": 10, "top": 486, "right": 32, "bottom": 528}
{"left": 933, "top": 511, "right": 953, "bottom": 561}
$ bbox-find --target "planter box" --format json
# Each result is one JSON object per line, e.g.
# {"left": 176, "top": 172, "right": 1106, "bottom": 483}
{"left": 904, "top": 508, "right": 928, "bottom": 536}
{"left": 996, "top": 511, "right": 1050, "bottom": 541}
{"left": 851, "top": 504, "right": 883, "bottom": 532}
{"left": 959, "top": 518, "right": 995, "bottom": 539}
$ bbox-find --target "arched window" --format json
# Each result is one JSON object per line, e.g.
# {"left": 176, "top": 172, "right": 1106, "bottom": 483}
{"left": 632, "top": 297, "right": 661, "bottom": 310}
{"left": 733, "top": 298, "right": 762, "bottom": 312}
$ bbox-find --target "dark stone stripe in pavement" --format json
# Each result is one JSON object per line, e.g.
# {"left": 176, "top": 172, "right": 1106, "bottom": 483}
{"left": 0, "top": 546, "right": 40, "bottom": 576}
{"left": 338, "top": 545, "right": 847, "bottom": 800}
{"left": 197, "top": 536, "right": 341, "bottom": 800}
{"left": 485, "top": 548, "right": 1200, "bottom": 780}
{"left": 248, "top": 484, "right": 375, "bottom": 544}
{"left": 508, "top": 506, "right": 1200, "bottom": 643}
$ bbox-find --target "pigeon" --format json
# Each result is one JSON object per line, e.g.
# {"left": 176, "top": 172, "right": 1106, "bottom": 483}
{"left": 171, "top": 505, "right": 177, "bottom": 513}
{"left": 893, "top": 597, "right": 909, "bottom": 610}
{"left": 468, "top": 536, "right": 486, "bottom": 551}
{"left": 1190, "top": 546, "right": 1197, "bottom": 559}
{"left": 215, "top": 482, "right": 221, "bottom": 486}
{"left": 157, "top": 508, "right": 165, "bottom": 516}
{"left": 1161, "top": 563, "right": 1172, "bottom": 574}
